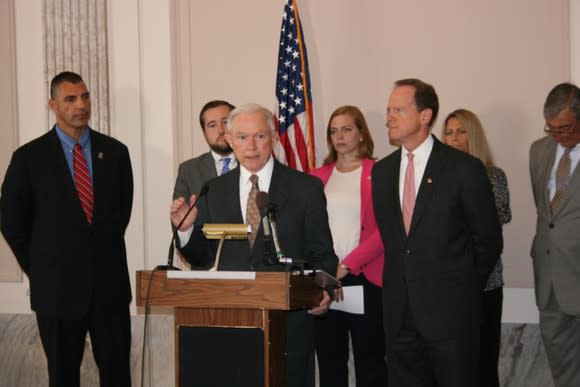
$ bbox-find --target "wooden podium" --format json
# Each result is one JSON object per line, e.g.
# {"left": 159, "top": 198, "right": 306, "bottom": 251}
{"left": 136, "top": 270, "right": 326, "bottom": 387}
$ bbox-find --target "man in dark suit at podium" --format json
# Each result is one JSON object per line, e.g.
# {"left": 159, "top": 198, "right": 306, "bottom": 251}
{"left": 170, "top": 103, "right": 337, "bottom": 387}
{"left": 0, "top": 71, "right": 133, "bottom": 387}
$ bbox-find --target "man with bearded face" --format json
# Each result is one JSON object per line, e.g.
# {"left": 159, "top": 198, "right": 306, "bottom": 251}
{"left": 173, "top": 100, "right": 237, "bottom": 200}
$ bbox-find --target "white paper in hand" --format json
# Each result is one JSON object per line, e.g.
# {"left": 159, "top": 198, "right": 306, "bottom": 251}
{"left": 330, "top": 285, "right": 364, "bottom": 314}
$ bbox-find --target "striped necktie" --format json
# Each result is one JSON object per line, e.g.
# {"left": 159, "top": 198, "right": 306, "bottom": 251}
{"left": 73, "top": 144, "right": 94, "bottom": 223}
{"left": 221, "top": 157, "right": 231, "bottom": 175}
{"left": 246, "top": 175, "right": 260, "bottom": 248}
{"left": 550, "top": 147, "right": 573, "bottom": 215}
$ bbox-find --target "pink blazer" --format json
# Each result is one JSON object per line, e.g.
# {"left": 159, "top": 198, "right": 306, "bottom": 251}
{"left": 310, "top": 158, "right": 384, "bottom": 287}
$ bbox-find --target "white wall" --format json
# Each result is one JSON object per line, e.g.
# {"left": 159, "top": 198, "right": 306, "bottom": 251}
{"left": 1, "top": 0, "right": 578, "bottom": 323}
{"left": 177, "top": 0, "right": 570, "bottom": 291}
{"left": 573, "top": 0, "right": 580, "bottom": 83}
{"left": 0, "top": 0, "right": 174, "bottom": 314}
{"left": 107, "top": 0, "right": 175, "bottom": 313}
{"left": 0, "top": 0, "right": 44, "bottom": 313}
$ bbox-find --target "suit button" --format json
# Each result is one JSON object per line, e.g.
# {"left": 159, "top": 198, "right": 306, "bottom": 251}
{"left": 404, "top": 249, "right": 411, "bottom": 256}
{"left": 547, "top": 249, "right": 550, "bottom": 255}
{"left": 549, "top": 223, "right": 554, "bottom": 229}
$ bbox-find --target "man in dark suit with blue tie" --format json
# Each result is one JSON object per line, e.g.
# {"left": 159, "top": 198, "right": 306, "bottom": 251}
{"left": 0, "top": 71, "right": 133, "bottom": 387}
{"left": 170, "top": 103, "right": 337, "bottom": 387}
{"left": 372, "top": 79, "right": 502, "bottom": 387}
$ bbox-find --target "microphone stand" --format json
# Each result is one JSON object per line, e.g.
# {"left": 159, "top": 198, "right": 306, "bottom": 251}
{"left": 156, "top": 185, "right": 208, "bottom": 271}
{"left": 256, "top": 192, "right": 275, "bottom": 266}
{"left": 267, "top": 204, "right": 306, "bottom": 273}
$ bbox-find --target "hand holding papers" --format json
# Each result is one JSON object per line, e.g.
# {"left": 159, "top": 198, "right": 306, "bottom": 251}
{"left": 330, "top": 285, "right": 364, "bottom": 315}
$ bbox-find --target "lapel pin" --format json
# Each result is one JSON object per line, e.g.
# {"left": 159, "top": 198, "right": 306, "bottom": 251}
{"left": 426, "top": 178, "right": 432, "bottom": 184}
{"left": 98, "top": 152, "right": 104, "bottom": 160}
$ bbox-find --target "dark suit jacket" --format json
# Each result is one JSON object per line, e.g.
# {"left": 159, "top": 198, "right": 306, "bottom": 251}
{"left": 173, "top": 151, "right": 217, "bottom": 200}
{"left": 372, "top": 136, "right": 502, "bottom": 347}
{"left": 0, "top": 128, "right": 133, "bottom": 319}
{"left": 178, "top": 160, "right": 337, "bottom": 274}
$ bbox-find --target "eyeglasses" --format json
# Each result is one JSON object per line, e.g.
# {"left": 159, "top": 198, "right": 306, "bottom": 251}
{"left": 544, "top": 120, "right": 577, "bottom": 134}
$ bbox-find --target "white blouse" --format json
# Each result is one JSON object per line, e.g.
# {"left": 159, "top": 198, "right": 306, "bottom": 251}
{"left": 325, "top": 166, "right": 361, "bottom": 261}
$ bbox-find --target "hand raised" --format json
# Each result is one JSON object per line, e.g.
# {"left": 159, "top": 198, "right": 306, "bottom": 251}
{"left": 170, "top": 194, "right": 198, "bottom": 231}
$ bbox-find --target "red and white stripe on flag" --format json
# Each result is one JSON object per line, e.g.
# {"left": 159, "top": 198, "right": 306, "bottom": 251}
{"left": 273, "top": 0, "right": 316, "bottom": 172}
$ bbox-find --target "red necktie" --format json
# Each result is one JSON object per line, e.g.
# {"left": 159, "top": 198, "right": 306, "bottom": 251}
{"left": 73, "top": 144, "right": 94, "bottom": 223}
{"left": 402, "top": 152, "right": 415, "bottom": 235}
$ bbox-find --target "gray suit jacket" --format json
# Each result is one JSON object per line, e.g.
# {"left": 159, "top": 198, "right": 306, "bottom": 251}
{"left": 173, "top": 152, "right": 217, "bottom": 200}
{"left": 530, "top": 136, "right": 580, "bottom": 314}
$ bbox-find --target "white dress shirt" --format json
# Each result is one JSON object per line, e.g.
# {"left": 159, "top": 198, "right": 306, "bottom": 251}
{"left": 398, "top": 135, "right": 434, "bottom": 209}
{"left": 238, "top": 157, "right": 274, "bottom": 223}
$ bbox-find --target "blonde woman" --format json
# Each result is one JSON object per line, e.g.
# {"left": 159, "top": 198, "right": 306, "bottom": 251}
{"left": 310, "top": 105, "right": 387, "bottom": 387}
{"left": 442, "top": 109, "right": 511, "bottom": 387}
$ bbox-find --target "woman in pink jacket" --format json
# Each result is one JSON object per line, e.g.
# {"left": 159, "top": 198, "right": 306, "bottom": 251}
{"left": 310, "top": 105, "right": 387, "bottom": 387}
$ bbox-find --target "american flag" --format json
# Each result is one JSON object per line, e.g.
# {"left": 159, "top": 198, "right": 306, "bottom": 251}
{"left": 274, "top": 0, "right": 316, "bottom": 172}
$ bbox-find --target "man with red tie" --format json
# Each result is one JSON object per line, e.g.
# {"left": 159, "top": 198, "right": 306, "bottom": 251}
{"left": 0, "top": 71, "right": 133, "bottom": 387}
{"left": 372, "top": 78, "right": 502, "bottom": 387}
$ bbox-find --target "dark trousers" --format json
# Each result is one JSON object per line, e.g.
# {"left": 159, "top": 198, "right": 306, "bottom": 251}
{"left": 314, "top": 274, "right": 387, "bottom": 387}
{"left": 479, "top": 287, "right": 502, "bottom": 387}
{"left": 388, "top": 295, "right": 479, "bottom": 387}
{"left": 287, "top": 310, "right": 316, "bottom": 387}
{"left": 36, "top": 303, "right": 131, "bottom": 387}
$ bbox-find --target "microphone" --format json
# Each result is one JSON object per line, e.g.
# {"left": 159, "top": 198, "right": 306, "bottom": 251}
{"left": 156, "top": 184, "right": 209, "bottom": 271}
{"left": 256, "top": 192, "right": 275, "bottom": 265}
{"left": 268, "top": 203, "right": 306, "bottom": 267}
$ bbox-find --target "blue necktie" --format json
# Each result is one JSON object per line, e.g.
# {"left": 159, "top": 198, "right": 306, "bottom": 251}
{"left": 221, "top": 157, "right": 231, "bottom": 175}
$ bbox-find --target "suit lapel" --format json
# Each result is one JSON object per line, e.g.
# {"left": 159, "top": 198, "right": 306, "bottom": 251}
{"left": 539, "top": 141, "right": 558, "bottom": 213}
{"left": 387, "top": 149, "right": 406, "bottom": 236}
{"left": 267, "top": 162, "right": 289, "bottom": 211}
{"left": 200, "top": 152, "right": 218, "bottom": 181}
{"left": 223, "top": 167, "right": 245, "bottom": 223}
{"left": 408, "top": 137, "right": 445, "bottom": 235}
{"left": 90, "top": 130, "right": 105, "bottom": 222}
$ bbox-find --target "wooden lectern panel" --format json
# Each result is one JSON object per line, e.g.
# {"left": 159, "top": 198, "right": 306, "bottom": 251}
{"left": 136, "top": 270, "right": 322, "bottom": 310}
{"left": 175, "top": 307, "right": 282, "bottom": 387}
{"left": 135, "top": 270, "right": 330, "bottom": 387}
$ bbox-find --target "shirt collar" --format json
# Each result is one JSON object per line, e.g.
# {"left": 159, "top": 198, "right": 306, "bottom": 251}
{"left": 55, "top": 125, "right": 90, "bottom": 149}
{"left": 210, "top": 150, "right": 234, "bottom": 163}
{"left": 239, "top": 156, "right": 274, "bottom": 192}
{"left": 403, "top": 133, "right": 434, "bottom": 160}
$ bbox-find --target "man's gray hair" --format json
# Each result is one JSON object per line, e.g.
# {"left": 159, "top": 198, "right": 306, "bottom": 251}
{"left": 227, "top": 103, "right": 276, "bottom": 135}
{"left": 543, "top": 82, "right": 580, "bottom": 120}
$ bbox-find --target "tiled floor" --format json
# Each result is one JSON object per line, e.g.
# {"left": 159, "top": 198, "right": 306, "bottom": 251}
{"left": 0, "top": 314, "right": 554, "bottom": 387}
